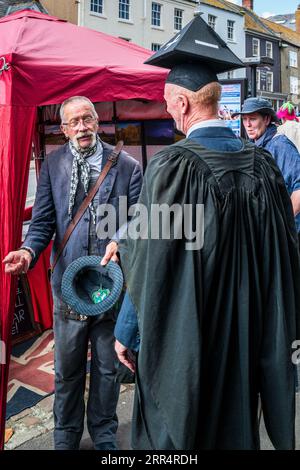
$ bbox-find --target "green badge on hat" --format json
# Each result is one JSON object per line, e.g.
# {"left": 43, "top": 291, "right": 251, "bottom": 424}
{"left": 91, "top": 287, "right": 111, "bottom": 304}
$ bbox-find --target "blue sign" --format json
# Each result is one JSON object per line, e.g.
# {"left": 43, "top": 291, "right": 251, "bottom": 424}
{"left": 219, "top": 83, "right": 242, "bottom": 136}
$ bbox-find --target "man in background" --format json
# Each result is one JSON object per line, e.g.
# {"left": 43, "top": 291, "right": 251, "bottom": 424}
{"left": 277, "top": 101, "right": 300, "bottom": 153}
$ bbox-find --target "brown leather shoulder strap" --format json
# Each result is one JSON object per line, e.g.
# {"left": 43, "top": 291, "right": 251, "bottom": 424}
{"left": 50, "top": 141, "right": 124, "bottom": 272}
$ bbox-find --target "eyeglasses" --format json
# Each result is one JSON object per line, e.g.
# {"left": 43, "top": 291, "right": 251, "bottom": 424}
{"left": 62, "top": 116, "right": 97, "bottom": 129}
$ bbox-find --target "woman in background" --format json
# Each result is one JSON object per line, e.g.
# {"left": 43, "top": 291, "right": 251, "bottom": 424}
{"left": 277, "top": 101, "right": 300, "bottom": 153}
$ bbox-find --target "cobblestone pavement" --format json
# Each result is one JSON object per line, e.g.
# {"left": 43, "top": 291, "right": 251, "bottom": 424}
{"left": 5, "top": 386, "right": 300, "bottom": 450}
{"left": 5, "top": 383, "right": 134, "bottom": 450}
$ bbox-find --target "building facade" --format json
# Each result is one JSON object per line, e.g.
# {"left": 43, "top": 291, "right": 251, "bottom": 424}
{"left": 263, "top": 18, "right": 300, "bottom": 110}
{"left": 40, "top": 0, "right": 78, "bottom": 24}
{"left": 221, "top": 0, "right": 285, "bottom": 108}
{"left": 78, "top": 0, "right": 198, "bottom": 50}
{"left": 199, "top": 0, "right": 246, "bottom": 80}
{"left": 244, "top": 17, "right": 281, "bottom": 103}
{"left": 77, "top": 0, "right": 247, "bottom": 80}
{"left": 0, "top": 1, "right": 78, "bottom": 24}
{"left": 0, "top": 0, "right": 47, "bottom": 17}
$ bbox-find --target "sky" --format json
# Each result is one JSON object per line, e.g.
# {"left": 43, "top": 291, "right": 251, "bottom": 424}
{"left": 226, "top": 0, "right": 298, "bottom": 17}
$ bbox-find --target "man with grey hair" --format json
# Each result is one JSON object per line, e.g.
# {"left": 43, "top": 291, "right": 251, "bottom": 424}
{"left": 3, "top": 96, "right": 142, "bottom": 450}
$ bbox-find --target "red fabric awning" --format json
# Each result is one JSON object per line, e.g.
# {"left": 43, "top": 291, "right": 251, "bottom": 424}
{"left": 0, "top": 10, "right": 168, "bottom": 106}
{"left": 0, "top": 104, "right": 36, "bottom": 448}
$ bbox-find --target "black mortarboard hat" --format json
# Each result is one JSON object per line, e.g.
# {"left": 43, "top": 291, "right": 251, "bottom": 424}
{"left": 166, "top": 63, "right": 217, "bottom": 92}
{"left": 145, "top": 14, "right": 244, "bottom": 91}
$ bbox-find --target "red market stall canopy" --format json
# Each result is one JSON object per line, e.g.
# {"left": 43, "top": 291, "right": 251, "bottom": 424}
{"left": 0, "top": 10, "right": 168, "bottom": 106}
{"left": 0, "top": 10, "right": 168, "bottom": 449}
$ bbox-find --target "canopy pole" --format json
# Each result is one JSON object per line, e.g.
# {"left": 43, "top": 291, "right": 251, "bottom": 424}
{"left": 35, "top": 107, "right": 46, "bottom": 178}
{"left": 140, "top": 121, "right": 148, "bottom": 173}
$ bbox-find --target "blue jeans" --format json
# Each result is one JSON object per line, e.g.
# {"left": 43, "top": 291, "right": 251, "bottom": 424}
{"left": 53, "top": 295, "right": 120, "bottom": 449}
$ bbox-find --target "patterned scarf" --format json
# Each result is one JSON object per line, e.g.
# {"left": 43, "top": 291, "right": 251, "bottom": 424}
{"left": 68, "top": 136, "right": 100, "bottom": 225}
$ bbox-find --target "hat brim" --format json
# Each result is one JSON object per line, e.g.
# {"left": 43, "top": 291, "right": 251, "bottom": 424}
{"left": 61, "top": 255, "right": 124, "bottom": 316}
{"left": 231, "top": 108, "right": 279, "bottom": 122}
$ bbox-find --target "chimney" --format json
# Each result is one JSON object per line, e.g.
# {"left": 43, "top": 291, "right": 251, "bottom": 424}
{"left": 242, "top": 0, "right": 253, "bottom": 9}
{"left": 296, "top": 5, "right": 300, "bottom": 34}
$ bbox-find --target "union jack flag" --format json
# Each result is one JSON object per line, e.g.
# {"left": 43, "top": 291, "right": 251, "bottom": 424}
{"left": 7, "top": 330, "right": 92, "bottom": 405}
{"left": 7, "top": 330, "right": 55, "bottom": 401}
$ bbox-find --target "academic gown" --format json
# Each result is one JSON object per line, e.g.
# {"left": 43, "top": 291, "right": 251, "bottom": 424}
{"left": 119, "top": 137, "right": 300, "bottom": 450}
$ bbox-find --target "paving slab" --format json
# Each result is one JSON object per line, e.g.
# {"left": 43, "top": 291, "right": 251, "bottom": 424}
{"left": 6, "top": 385, "right": 134, "bottom": 450}
{"left": 5, "top": 387, "right": 300, "bottom": 450}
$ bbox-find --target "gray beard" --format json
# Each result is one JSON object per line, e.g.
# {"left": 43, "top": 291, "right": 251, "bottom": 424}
{"left": 72, "top": 133, "right": 97, "bottom": 154}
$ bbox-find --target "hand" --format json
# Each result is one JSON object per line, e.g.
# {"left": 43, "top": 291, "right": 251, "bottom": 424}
{"left": 291, "top": 189, "right": 300, "bottom": 217}
{"left": 115, "top": 339, "right": 136, "bottom": 373}
{"left": 101, "top": 241, "right": 119, "bottom": 266}
{"left": 2, "top": 249, "right": 32, "bottom": 275}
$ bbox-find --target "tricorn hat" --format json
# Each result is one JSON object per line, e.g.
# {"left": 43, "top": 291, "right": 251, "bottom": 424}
{"left": 144, "top": 14, "right": 244, "bottom": 91}
{"left": 61, "top": 256, "right": 124, "bottom": 316}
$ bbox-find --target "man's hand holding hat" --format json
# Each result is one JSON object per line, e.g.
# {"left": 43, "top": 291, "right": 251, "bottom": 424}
{"left": 101, "top": 241, "right": 119, "bottom": 266}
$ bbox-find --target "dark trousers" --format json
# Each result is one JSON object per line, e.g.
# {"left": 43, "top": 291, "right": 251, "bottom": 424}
{"left": 53, "top": 295, "right": 120, "bottom": 450}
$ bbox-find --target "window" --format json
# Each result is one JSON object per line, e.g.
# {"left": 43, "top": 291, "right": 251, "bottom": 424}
{"left": 266, "top": 72, "right": 273, "bottom": 92}
{"left": 289, "top": 51, "right": 298, "bottom": 68}
{"left": 152, "top": 2, "right": 161, "bottom": 27}
{"left": 90, "top": 0, "right": 103, "bottom": 14}
{"left": 227, "top": 20, "right": 235, "bottom": 41}
{"left": 252, "top": 38, "right": 260, "bottom": 57}
{"left": 266, "top": 41, "right": 273, "bottom": 59}
{"left": 208, "top": 14, "right": 216, "bottom": 30}
{"left": 174, "top": 8, "right": 183, "bottom": 31}
{"left": 290, "top": 76, "right": 298, "bottom": 94}
{"left": 119, "top": 0, "right": 130, "bottom": 20}
{"left": 151, "top": 43, "right": 161, "bottom": 51}
{"left": 256, "top": 69, "right": 260, "bottom": 90}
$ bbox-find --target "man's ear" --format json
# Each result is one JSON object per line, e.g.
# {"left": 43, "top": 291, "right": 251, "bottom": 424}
{"left": 179, "top": 94, "right": 189, "bottom": 114}
{"left": 60, "top": 124, "right": 68, "bottom": 138}
{"left": 264, "top": 114, "right": 272, "bottom": 126}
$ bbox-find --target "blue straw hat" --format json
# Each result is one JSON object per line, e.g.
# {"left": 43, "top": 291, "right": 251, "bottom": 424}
{"left": 61, "top": 255, "right": 124, "bottom": 316}
{"left": 232, "top": 97, "right": 279, "bottom": 121}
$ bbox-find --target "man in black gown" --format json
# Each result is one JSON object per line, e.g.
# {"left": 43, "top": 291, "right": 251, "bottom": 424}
{"left": 114, "top": 15, "right": 300, "bottom": 450}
